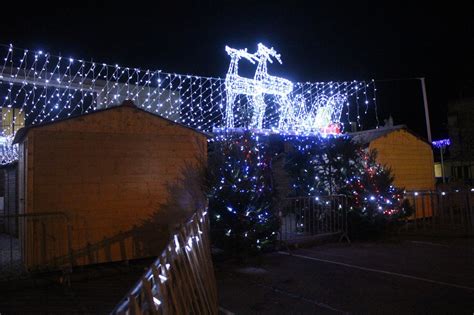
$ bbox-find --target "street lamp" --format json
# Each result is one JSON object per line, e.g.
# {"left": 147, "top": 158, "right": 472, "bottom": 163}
{"left": 432, "top": 139, "right": 451, "bottom": 183}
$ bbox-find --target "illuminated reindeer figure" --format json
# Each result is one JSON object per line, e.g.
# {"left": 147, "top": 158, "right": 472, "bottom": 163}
{"left": 224, "top": 43, "right": 293, "bottom": 130}
{"left": 224, "top": 46, "right": 258, "bottom": 128}
{"left": 252, "top": 43, "right": 293, "bottom": 130}
{"left": 224, "top": 43, "right": 347, "bottom": 134}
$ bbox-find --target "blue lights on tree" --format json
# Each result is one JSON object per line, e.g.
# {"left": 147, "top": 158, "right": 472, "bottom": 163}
{"left": 208, "top": 131, "right": 279, "bottom": 256}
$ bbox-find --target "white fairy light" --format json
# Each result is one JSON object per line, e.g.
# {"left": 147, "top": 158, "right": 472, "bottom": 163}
{"left": 224, "top": 45, "right": 259, "bottom": 128}
{"left": 224, "top": 43, "right": 293, "bottom": 129}
{"left": 174, "top": 235, "right": 180, "bottom": 253}
{"left": 223, "top": 43, "right": 353, "bottom": 133}
{"left": 0, "top": 135, "right": 18, "bottom": 165}
{"left": 0, "top": 43, "right": 376, "bottom": 163}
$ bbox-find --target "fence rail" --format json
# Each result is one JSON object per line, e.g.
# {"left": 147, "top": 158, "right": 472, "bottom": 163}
{"left": 112, "top": 208, "right": 218, "bottom": 315}
{"left": 404, "top": 190, "right": 473, "bottom": 234}
{"left": 0, "top": 211, "right": 72, "bottom": 279}
{"left": 279, "top": 195, "right": 349, "bottom": 244}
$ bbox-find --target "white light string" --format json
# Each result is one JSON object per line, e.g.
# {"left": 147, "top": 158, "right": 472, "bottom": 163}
{"left": 0, "top": 43, "right": 377, "bottom": 164}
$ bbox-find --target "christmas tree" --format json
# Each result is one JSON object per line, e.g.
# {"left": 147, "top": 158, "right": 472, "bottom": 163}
{"left": 207, "top": 132, "right": 279, "bottom": 256}
{"left": 284, "top": 136, "right": 411, "bottom": 238}
{"left": 345, "top": 148, "right": 411, "bottom": 220}
{"left": 284, "top": 135, "right": 360, "bottom": 196}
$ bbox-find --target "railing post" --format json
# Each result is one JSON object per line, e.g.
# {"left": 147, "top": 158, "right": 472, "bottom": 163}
{"left": 421, "top": 194, "right": 426, "bottom": 230}
{"left": 67, "top": 222, "right": 74, "bottom": 267}
{"left": 449, "top": 193, "right": 455, "bottom": 229}
{"left": 430, "top": 191, "right": 436, "bottom": 231}
{"left": 104, "top": 236, "right": 112, "bottom": 262}
{"left": 466, "top": 191, "right": 473, "bottom": 232}
{"left": 440, "top": 192, "right": 446, "bottom": 228}
{"left": 9, "top": 232, "right": 13, "bottom": 271}
{"left": 141, "top": 276, "right": 158, "bottom": 315}
{"left": 86, "top": 242, "right": 94, "bottom": 265}
{"left": 128, "top": 294, "right": 141, "bottom": 315}
{"left": 109, "top": 208, "right": 217, "bottom": 314}
{"left": 459, "top": 192, "right": 466, "bottom": 232}
{"left": 413, "top": 194, "right": 418, "bottom": 231}
{"left": 41, "top": 221, "right": 47, "bottom": 265}
{"left": 151, "top": 264, "right": 168, "bottom": 314}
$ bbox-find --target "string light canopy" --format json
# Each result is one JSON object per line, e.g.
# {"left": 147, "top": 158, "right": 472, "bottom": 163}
{"left": 0, "top": 43, "right": 378, "bottom": 164}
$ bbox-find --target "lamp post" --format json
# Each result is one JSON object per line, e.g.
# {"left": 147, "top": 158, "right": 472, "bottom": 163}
{"left": 420, "top": 77, "right": 432, "bottom": 143}
{"left": 440, "top": 146, "right": 445, "bottom": 184}
{"left": 432, "top": 139, "right": 451, "bottom": 184}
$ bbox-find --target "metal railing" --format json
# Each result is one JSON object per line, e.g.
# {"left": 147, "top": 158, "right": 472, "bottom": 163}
{"left": 0, "top": 211, "right": 73, "bottom": 279}
{"left": 279, "top": 195, "right": 350, "bottom": 244}
{"left": 404, "top": 190, "right": 473, "bottom": 234}
{"left": 112, "top": 208, "right": 218, "bottom": 315}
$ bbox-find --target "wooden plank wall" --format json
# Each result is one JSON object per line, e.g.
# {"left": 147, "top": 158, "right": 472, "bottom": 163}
{"left": 370, "top": 129, "right": 435, "bottom": 191}
{"left": 369, "top": 129, "right": 436, "bottom": 218}
{"left": 22, "top": 107, "right": 207, "bottom": 268}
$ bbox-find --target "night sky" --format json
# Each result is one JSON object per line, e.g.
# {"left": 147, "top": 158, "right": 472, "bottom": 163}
{"left": 1, "top": 1, "right": 473, "bottom": 139}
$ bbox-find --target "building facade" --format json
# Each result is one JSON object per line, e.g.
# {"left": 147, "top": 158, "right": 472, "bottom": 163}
{"left": 444, "top": 99, "right": 474, "bottom": 185}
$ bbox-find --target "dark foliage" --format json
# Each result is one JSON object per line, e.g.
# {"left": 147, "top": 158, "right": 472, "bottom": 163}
{"left": 285, "top": 136, "right": 412, "bottom": 239}
{"left": 207, "top": 132, "right": 279, "bottom": 257}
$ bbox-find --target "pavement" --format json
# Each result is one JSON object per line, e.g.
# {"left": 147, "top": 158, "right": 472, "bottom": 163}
{"left": 0, "top": 233, "right": 22, "bottom": 278}
{"left": 216, "top": 237, "right": 474, "bottom": 314}
{"left": 0, "top": 259, "right": 154, "bottom": 314}
{"left": 0, "top": 237, "right": 472, "bottom": 314}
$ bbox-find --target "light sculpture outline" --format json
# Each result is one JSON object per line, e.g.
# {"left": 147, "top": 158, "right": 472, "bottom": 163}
{"left": 223, "top": 43, "right": 348, "bottom": 135}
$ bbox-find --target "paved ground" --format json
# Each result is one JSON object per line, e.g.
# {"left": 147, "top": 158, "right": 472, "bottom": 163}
{"left": 0, "top": 233, "right": 22, "bottom": 278}
{"left": 0, "top": 259, "right": 153, "bottom": 314}
{"left": 216, "top": 237, "right": 474, "bottom": 314}
{"left": 0, "top": 237, "right": 472, "bottom": 314}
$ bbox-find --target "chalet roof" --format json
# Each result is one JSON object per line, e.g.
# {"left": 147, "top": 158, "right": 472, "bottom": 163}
{"left": 349, "top": 125, "right": 431, "bottom": 145}
{"left": 13, "top": 100, "right": 210, "bottom": 144}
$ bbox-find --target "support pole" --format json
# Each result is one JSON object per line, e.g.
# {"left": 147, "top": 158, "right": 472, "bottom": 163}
{"left": 420, "top": 77, "right": 432, "bottom": 143}
{"left": 440, "top": 146, "right": 445, "bottom": 184}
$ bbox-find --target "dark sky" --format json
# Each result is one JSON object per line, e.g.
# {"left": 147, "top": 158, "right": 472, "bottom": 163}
{"left": 1, "top": 1, "right": 473, "bottom": 139}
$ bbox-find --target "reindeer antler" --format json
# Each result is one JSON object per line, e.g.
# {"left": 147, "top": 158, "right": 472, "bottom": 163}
{"left": 225, "top": 46, "right": 257, "bottom": 64}
{"left": 225, "top": 46, "right": 238, "bottom": 56}
{"left": 257, "top": 43, "right": 283, "bottom": 64}
{"left": 239, "top": 48, "right": 258, "bottom": 64}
